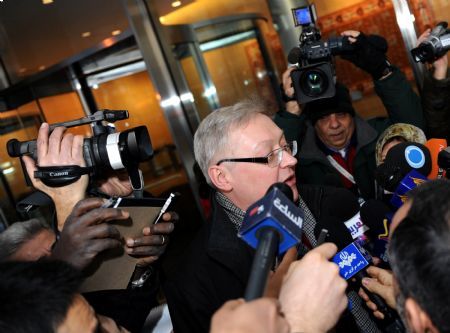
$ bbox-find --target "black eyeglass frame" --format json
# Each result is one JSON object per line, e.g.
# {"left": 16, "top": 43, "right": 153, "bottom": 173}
{"left": 216, "top": 141, "right": 297, "bottom": 167}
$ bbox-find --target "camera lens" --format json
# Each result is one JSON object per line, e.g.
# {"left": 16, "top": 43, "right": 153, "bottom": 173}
{"left": 300, "top": 69, "right": 329, "bottom": 97}
{"left": 119, "top": 126, "right": 153, "bottom": 164}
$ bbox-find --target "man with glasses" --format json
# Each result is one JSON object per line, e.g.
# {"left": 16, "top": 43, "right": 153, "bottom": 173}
{"left": 163, "top": 97, "right": 378, "bottom": 333}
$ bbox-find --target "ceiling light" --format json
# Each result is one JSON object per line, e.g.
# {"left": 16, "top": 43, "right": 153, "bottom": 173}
{"left": 159, "top": 16, "right": 166, "bottom": 23}
{"left": 19, "top": 68, "right": 27, "bottom": 73}
{"left": 111, "top": 30, "right": 121, "bottom": 36}
{"left": 42, "top": 0, "right": 54, "bottom": 4}
{"left": 171, "top": 1, "right": 182, "bottom": 7}
{"left": 38, "top": 65, "right": 46, "bottom": 71}
{"left": 81, "top": 31, "right": 91, "bottom": 38}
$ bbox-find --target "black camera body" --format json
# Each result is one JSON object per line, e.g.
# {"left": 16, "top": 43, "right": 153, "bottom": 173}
{"left": 289, "top": 5, "right": 353, "bottom": 104}
{"left": 411, "top": 21, "right": 450, "bottom": 63}
{"left": 7, "top": 110, "right": 153, "bottom": 188}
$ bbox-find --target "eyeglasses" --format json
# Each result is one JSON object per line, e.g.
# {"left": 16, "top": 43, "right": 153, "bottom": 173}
{"left": 216, "top": 141, "right": 297, "bottom": 168}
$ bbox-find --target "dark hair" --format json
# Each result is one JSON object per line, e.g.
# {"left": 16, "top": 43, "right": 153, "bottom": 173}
{"left": 0, "top": 219, "right": 52, "bottom": 262}
{"left": 389, "top": 179, "right": 450, "bottom": 332}
{"left": 0, "top": 260, "right": 83, "bottom": 333}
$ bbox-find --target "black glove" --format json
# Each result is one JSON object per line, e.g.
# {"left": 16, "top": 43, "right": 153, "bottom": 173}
{"left": 340, "top": 33, "right": 391, "bottom": 80}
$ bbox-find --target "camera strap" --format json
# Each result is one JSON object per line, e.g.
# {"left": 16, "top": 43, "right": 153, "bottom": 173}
{"left": 34, "top": 165, "right": 93, "bottom": 187}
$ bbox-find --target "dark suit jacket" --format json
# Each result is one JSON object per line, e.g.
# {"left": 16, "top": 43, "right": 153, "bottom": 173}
{"left": 163, "top": 195, "right": 254, "bottom": 333}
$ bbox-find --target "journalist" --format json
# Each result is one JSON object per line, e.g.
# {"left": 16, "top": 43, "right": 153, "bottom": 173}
{"left": 418, "top": 28, "right": 450, "bottom": 142}
{"left": 20, "top": 122, "right": 176, "bottom": 332}
{"left": 275, "top": 30, "right": 425, "bottom": 200}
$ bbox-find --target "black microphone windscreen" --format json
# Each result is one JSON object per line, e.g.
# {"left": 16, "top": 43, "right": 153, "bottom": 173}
{"left": 376, "top": 142, "right": 432, "bottom": 191}
{"left": 267, "top": 182, "right": 293, "bottom": 202}
{"left": 360, "top": 200, "right": 391, "bottom": 236}
{"left": 322, "top": 188, "right": 360, "bottom": 222}
{"left": 287, "top": 47, "right": 301, "bottom": 64}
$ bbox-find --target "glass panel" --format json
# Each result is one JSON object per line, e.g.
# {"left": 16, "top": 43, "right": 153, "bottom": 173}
{"left": 38, "top": 92, "right": 91, "bottom": 136}
{"left": 0, "top": 102, "right": 42, "bottom": 223}
{"left": 90, "top": 70, "right": 188, "bottom": 195}
{"left": 0, "top": 0, "right": 129, "bottom": 83}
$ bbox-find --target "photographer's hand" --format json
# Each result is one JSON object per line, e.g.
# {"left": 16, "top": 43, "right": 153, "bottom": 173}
{"left": 96, "top": 169, "right": 133, "bottom": 198}
{"left": 340, "top": 30, "right": 391, "bottom": 80}
{"left": 281, "top": 67, "right": 302, "bottom": 116}
{"left": 417, "top": 29, "right": 448, "bottom": 80}
{"left": 23, "top": 123, "right": 89, "bottom": 231}
{"left": 124, "top": 211, "right": 177, "bottom": 266}
{"left": 51, "top": 197, "right": 129, "bottom": 270}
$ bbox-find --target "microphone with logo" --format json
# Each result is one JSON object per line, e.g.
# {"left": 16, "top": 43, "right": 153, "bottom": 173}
{"left": 316, "top": 218, "right": 405, "bottom": 332}
{"left": 425, "top": 138, "right": 447, "bottom": 179}
{"left": 238, "top": 182, "right": 303, "bottom": 301}
{"left": 375, "top": 142, "right": 431, "bottom": 208}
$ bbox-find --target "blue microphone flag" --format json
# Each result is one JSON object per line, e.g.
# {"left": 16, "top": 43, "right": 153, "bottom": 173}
{"left": 238, "top": 186, "right": 303, "bottom": 254}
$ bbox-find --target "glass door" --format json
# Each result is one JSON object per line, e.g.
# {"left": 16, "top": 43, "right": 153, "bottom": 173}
{"left": 168, "top": 14, "right": 284, "bottom": 121}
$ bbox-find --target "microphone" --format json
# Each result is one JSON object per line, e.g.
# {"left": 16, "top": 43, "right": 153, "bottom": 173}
{"left": 375, "top": 142, "right": 431, "bottom": 192}
{"left": 321, "top": 189, "right": 370, "bottom": 247}
{"left": 360, "top": 200, "right": 393, "bottom": 268}
{"left": 288, "top": 47, "right": 301, "bottom": 64}
{"left": 316, "top": 218, "right": 405, "bottom": 331}
{"left": 239, "top": 183, "right": 303, "bottom": 301}
{"left": 425, "top": 139, "right": 447, "bottom": 179}
{"left": 389, "top": 170, "right": 428, "bottom": 209}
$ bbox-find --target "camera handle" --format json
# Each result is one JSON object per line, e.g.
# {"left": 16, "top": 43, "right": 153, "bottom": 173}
{"left": 127, "top": 165, "right": 144, "bottom": 198}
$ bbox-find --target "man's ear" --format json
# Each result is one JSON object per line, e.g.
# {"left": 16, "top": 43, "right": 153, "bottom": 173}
{"left": 404, "top": 298, "right": 439, "bottom": 333}
{"left": 208, "top": 165, "right": 232, "bottom": 192}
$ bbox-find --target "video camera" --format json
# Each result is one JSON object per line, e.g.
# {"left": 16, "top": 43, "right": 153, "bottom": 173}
{"left": 411, "top": 21, "right": 450, "bottom": 63}
{"left": 7, "top": 109, "right": 153, "bottom": 196}
{"left": 288, "top": 4, "right": 354, "bottom": 104}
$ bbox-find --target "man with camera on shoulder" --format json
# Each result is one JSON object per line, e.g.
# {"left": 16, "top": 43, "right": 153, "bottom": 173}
{"left": 276, "top": 30, "right": 425, "bottom": 200}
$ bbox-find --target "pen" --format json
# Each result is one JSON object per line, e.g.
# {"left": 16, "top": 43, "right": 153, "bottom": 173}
{"left": 153, "top": 193, "right": 175, "bottom": 224}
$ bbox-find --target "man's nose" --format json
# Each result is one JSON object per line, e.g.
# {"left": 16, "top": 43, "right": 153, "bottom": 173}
{"left": 328, "top": 114, "right": 340, "bottom": 129}
{"left": 279, "top": 150, "right": 297, "bottom": 168}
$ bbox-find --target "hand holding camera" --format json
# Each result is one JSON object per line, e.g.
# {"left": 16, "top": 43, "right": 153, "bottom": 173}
{"left": 22, "top": 123, "right": 89, "bottom": 230}
{"left": 415, "top": 25, "right": 449, "bottom": 81}
{"left": 340, "top": 30, "right": 391, "bottom": 80}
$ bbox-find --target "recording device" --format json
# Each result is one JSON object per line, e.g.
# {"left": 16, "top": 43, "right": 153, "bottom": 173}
{"left": 288, "top": 4, "right": 354, "bottom": 104}
{"left": 411, "top": 22, "right": 450, "bottom": 63}
{"left": 239, "top": 183, "right": 303, "bottom": 300}
{"left": 317, "top": 216, "right": 405, "bottom": 332}
{"left": 7, "top": 110, "right": 153, "bottom": 196}
{"left": 375, "top": 142, "right": 431, "bottom": 193}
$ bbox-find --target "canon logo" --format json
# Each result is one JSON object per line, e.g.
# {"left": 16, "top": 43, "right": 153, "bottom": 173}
{"left": 49, "top": 171, "right": 69, "bottom": 177}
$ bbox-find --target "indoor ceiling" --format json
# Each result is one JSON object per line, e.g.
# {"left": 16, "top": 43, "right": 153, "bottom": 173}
{"left": 0, "top": 0, "right": 194, "bottom": 84}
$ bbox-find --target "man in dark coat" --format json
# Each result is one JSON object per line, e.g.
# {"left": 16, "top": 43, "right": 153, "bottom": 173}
{"left": 163, "top": 97, "right": 382, "bottom": 333}
{"left": 275, "top": 31, "right": 425, "bottom": 200}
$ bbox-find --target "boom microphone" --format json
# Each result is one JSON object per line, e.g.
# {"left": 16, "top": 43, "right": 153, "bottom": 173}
{"left": 239, "top": 183, "right": 303, "bottom": 300}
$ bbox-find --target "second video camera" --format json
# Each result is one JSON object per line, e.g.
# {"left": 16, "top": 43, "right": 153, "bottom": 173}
{"left": 288, "top": 4, "right": 353, "bottom": 104}
{"left": 411, "top": 22, "right": 450, "bottom": 64}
